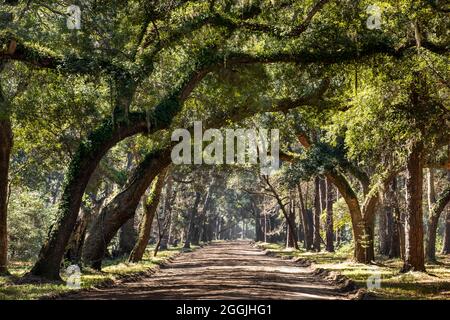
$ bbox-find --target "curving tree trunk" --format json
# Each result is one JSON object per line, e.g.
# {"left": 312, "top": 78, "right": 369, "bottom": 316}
{"left": 129, "top": 172, "right": 166, "bottom": 263}
{"left": 65, "top": 207, "right": 90, "bottom": 265}
{"left": 442, "top": 209, "right": 450, "bottom": 255}
{"left": 82, "top": 148, "right": 171, "bottom": 270}
{"left": 30, "top": 112, "right": 149, "bottom": 279}
{"left": 29, "top": 53, "right": 216, "bottom": 280}
{"left": 426, "top": 181, "right": 450, "bottom": 261}
{"left": 326, "top": 171, "right": 377, "bottom": 263}
{"left": 440, "top": 164, "right": 450, "bottom": 254}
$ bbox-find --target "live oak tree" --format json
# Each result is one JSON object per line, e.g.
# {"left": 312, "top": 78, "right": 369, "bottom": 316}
{"left": 0, "top": 0, "right": 448, "bottom": 281}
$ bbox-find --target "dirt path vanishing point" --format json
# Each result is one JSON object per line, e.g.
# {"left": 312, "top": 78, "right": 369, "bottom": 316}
{"left": 61, "top": 241, "right": 352, "bottom": 300}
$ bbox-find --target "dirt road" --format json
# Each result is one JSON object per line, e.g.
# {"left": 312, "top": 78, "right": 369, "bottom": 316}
{"left": 62, "top": 241, "right": 351, "bottom": 300}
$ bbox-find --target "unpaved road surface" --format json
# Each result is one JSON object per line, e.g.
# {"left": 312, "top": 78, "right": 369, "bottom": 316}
{"left": 62, "top": 241, "right": 350, "bottom": 300}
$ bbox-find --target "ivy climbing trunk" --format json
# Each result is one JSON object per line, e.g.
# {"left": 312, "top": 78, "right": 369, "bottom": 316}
{"left": 129, "top": 172, "right": 166, "bottom": 263}
{"left": 28, "top": 112, "right": 150, "bottom": 279}
{"left": 28, "top": 64, "right": 201, "bottom": 279}
{"left": 83, "top": 148, "right": 171, "bottom": 270}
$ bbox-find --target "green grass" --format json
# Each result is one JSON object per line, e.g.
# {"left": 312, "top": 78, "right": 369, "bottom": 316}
{"left": 0, "top": 244, "right": 193, "bottom": 300}
{"left": 256, "top": 242, "right": 450, "bottom": 300}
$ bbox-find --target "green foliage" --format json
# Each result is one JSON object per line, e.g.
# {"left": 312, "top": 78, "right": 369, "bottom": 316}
{"left": 7, "top": 188, "right": 57, "bottom": 260}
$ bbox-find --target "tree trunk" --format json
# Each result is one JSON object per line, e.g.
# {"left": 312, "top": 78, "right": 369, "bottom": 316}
{"left": 129, "top": 171, "right": 166, "bottom": 262}
{"left": 286, "top": 195, "right": 296, "bottom": 248}
{"left": 82, "top": 148, "right": 171, "bottom": 270}
{"left": 378, "top": 206, "right": 389, "bottom": 256}
{"left": 426, "top": 215, "right": 439, "bottom": 262}
{"left": 0, "top": 116, "right": 12, "bottom": 275}
{"left": 29, "top": 64, "right": 204, "bottom": 279}
{"left": 65, "top": 206, "right": 91, "bottom": 265}
{"left": 390, "top": 205, "right": 402, "bottom": 258}
{"left": 443, "top": 171, "right": 450, "bottom": 254}
{"left": 29, "top": 112, "right": 150, "bottom": 279}
{"left": 115, "top": 217, "right": 137, "bottom": 257}
{"left": 325, "top": 178, "right": 334, "bottom": 252}
{"left": 402, "top": 141, "right": 426, "bottom": 272}
{"left": 184, "top": 191, "right": 202, "bottom": 249}
{"left": 254, "top": 204, "right": 264, "bottom": 242}
{"left": 442, "top": 209, "right": 450, "bottom": 254}
{"left": 426, "top": 183, "right": 450, "bottom": 261}
{"left": 385, "top": 177, "right": 401, "bottom": 258}
{"left": 313, "top": 176, "right": 321, "bottom": 251}
{"left": 319, "top": 177, "right": 327, "bottom": 214}
{"left": 298, "top": 183, "right": 313, "bottom": 250}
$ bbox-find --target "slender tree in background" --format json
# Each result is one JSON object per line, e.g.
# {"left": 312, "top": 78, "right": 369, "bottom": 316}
{"left": 298, "top": 183, "right": 313, "bottom": 250}
{"left": 0, "top": 75, "right": 12, "bottom": 275}
{"left": 313, "top": 177, "right": 321, "bottom": 252}
{"left": 325, "top": 178, "right": 334, "bottom": 252}
{"left": 443, "top": 170, "right": 450, "bottom": 255}
{"left": 184, "top": 191, "right": 202, "bottom": 249}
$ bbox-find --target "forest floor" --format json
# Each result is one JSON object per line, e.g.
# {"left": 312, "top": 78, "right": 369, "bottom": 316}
{"left": 57, "top": 241, "right": 352, "bottom": 300}
{"left": 257, "top": 242, "right": 450, "bottom": 300}
{"left": 0, "top": 245, "right": 190, "bottom": 300}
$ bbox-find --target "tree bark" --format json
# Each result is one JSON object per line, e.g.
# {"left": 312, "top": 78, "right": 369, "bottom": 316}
{"left": 287, "top": 195, "right": 296, "bottom": 248}
{"left": 441, "top": 162, "right": 450, "bottom": 254}
{"left": 298, "top": 183, "right": 313, "bottom": 250}
{"left": 262, "top": 175, "right": 298, "bottom": 249}
{"left": 253, "top": 201, "right": 264, "bottom": 242}
{"left": 379, "top": 206, "right": 389, "bottom": 256}
{"left": 115, "top": 217, "right": 137, "bottom": 257}
{"left": 82, "top": 148, "right": 171, "bottom": 270}
{"left": 155, "top": 176, "right": 175, "bottom": 255}
{"left": 65, "top": 206, "right": 90, "bottom": 265}
{"left": 326, "top": 171, "right": 376, "bottom": 263}
{"left": 29, "top": 60, "right": 208, "bottom": 279}
{"left": 129, "top": 171, "right": 166, "bottom": 263}
{"left": 29, "top": 113, "right": 149, "bottom": 279}
{"left": 184, "top": 191, "right": 202, "bottom": 249}
{"left": 442, "top": 209, "right": 450, "bottom": 254}
{"left": 0, "top": 116, "right": 12, "bottom": 275}
{"left": 402, "top": 141, "right": 426, "bottom": 272}
{"left": 426, "top": 184, "right": 450, "bottom": 261}
{"left": 313, "top": 176, "right": 321, "bottom": 251}
{"left": 325, "top": 177, "right": 334, "bottom": 252}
